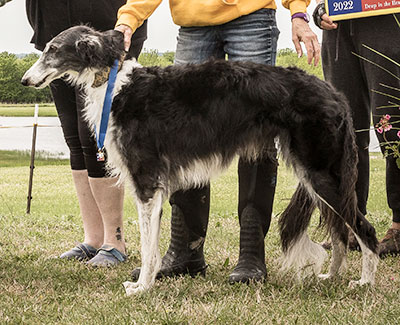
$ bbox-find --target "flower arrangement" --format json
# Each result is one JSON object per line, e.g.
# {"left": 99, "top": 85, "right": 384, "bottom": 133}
{"left": 375, "top": 113, "right": 400, "bottom": 169}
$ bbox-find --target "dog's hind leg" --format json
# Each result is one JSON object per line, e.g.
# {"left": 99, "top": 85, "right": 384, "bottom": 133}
{"left": 348, "top": 211, "right": 379, "bottom": 287}
{"left": 124, "top": 189, "right": 164, "bottom": 295}
{"left": 279, "top": 184, "right": 328, "bottom": 279}
{"left": 307, "top": 172, "right": 379, "bottom": 285}
{"left": 318, "top": 230, "right": 347, "bottom": 280}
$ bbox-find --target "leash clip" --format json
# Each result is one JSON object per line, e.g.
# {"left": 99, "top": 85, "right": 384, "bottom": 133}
{"left": 96, "top": 148, "right": 105, "bottom": 162}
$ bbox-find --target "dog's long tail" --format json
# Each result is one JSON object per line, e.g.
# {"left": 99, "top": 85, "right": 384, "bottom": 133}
{"left": 326, "top": 113, "right": 378, "bottom": 253}
{"left": 279, "top": 99, "right": 378, "bottom": 256}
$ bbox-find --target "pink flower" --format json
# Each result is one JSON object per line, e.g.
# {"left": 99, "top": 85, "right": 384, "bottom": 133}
{"left": 397, "top": 130, "right": 400, "bottom": 139}
{"left": 376, "top": 114, "right": 393, "bottom": 133}
{"left": 383, "top": 124, "right": 393, "bottom": 132}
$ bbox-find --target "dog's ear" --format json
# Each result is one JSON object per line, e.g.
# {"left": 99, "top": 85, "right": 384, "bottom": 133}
{"left": 75, "top": 35, "right": 102, "bottom": 64}
{"left": 102, "top": 29, "right": 125, "bottom": 53}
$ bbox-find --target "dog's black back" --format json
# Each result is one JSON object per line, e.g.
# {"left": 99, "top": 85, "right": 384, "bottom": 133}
{"left": 113, "top": 64, "right": 337, "bottom": 184}
{"left": 108, "top": 59, "right": 377, "bottom": 254}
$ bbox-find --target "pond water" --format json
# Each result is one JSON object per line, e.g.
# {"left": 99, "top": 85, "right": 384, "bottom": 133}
{"left": 0, "top": 116, "right": 69, "bottom": 158}
{"left": 0, "top": 117, "right": 381, "bottom": 160}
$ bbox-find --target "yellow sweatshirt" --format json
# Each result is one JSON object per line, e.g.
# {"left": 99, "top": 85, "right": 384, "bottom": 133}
{"left": 117, "top": 0, "right": 310, "bottom": 33}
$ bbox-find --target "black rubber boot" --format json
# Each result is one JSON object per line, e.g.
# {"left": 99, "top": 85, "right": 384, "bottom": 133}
{"left": 228, "top": 206, "right": 267, "bottom": 283}
{"left": 228, "top": 154, "right": 277, "bottom": 284}
{"left": 131, "top": 186, "right": 210, "bottom": 281}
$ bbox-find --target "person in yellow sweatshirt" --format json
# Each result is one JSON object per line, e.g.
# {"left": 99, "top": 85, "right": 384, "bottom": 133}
{"left": 116, "top": 0, "right": 320, "bottom": 284}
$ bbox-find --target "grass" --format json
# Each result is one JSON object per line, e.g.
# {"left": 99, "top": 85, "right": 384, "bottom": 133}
{"left": 0, "top": 103, "right": 57, "bottom": 117}
{"left": 0, "top": 151, "right": 399, "bottom": 324}
{"left": 0, "top": 150, "right": 69, "bottom": 167}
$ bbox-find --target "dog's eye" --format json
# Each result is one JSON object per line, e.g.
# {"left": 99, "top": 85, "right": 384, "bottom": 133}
{"left": 47, "top": 45, "right": 58, "bottom": 53}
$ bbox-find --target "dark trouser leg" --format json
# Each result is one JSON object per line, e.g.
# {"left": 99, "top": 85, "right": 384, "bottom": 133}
{"left": 322, "top": 15, "right": 400, "bottom": 255}
{"left": 322, "top": 23, "right": 371, "bottom": 216}
{"left": 229, "top": 149, "right": 278, "bottom": 283}
{"left": 50, "top": 79, "right": 87, "bottom": 171}
{"left": 49, "top": 79, "right": 108, "bottom": 177}
{"left": 131, "top": 186, "right": 209, "bottom": 280}
{"left": 359, "top": 15, "right": 400, "bottom": 224}
{"left": 221, "top": 9, "right": 279, "bottom": 283}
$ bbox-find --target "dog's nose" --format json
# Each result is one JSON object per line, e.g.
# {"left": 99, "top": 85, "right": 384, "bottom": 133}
{"left": 21, "top": 77, "right": 29, "bottom": 86}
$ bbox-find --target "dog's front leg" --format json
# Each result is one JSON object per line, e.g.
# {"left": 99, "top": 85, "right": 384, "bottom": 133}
{"left": 124, "top": 190, "right": 164, "bottom": 295}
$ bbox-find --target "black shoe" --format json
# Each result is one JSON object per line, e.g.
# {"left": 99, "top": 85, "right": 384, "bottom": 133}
{"left": 228, "top": 206, "right": 267, "bottom": 284}
{"left": 228, "top": 259, "right": 267, "bottom": 284}
{"left": 131, "top": 252, "right": 207, "bottom": 281}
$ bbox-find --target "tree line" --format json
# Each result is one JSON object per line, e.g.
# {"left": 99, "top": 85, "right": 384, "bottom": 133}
{"left": 0, "top": 49, "right": 322, "bottom": 104}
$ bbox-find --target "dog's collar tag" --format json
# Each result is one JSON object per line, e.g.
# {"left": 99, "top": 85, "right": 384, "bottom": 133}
{"left": 93, "top": 67, "right": 111, "bottom": 88}
{"left": 96, "top": 149, "right": 105, "bottom": 162}
{"left": 95, "top": 59, "right": 119, "bottom": 158}
{"left": 92, "top": 53, "right": 126, "bottom": 88}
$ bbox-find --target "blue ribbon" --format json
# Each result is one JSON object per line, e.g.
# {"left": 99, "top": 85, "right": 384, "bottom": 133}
{"left": 96, "top": 59, "right": 119, "bottom": 152}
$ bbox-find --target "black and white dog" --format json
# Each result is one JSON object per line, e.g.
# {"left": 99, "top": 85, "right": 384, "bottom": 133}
{"left": 22, "top": 26, "right": 379, "bottom": 294}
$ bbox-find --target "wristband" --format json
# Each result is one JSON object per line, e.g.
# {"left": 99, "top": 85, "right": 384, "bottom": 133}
{"left": 291, "top": 12, "right": 310, "bottom": 23}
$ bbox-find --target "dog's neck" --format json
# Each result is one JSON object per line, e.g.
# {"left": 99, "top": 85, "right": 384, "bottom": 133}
{"left": 79, "top": 58, "right": 142, "bottom": 132}
{"left": 92, "top": 54, "right": 126, "bottom": 88}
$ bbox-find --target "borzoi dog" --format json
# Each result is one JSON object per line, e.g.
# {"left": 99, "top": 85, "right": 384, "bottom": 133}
{"left": 22, "top": 26, "right": 379, "bottom": 295}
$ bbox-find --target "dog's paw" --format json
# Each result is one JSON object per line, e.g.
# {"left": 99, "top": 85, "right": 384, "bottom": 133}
{"left": 123, "top": 280, "right": 147, "bottom": 295}
{"left": 318, "top": 273, "right": 333, "bottom": 280}
{"left": 348, "top": 279, "right": 371, "bottom": 288}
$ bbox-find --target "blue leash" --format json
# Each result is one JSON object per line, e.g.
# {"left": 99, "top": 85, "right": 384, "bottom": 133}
{"left": 95, "top": 59, "right": 119, "bottom": 162}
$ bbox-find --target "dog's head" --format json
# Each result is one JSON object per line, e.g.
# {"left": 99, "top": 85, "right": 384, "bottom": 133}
{"left": 21, "top": 25, "right": 125, "bottom": 88}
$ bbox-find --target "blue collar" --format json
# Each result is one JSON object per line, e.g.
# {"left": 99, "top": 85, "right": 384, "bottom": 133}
{"left": 95, "top": 59, "right": 119, "bottom": 161}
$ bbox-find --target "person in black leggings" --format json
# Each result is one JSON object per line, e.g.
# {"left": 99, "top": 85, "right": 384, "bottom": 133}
{"left": 314, "top": 7, "right": 400, "bottom": 257}
{"left": 25, "top": 0, "right": 147, "bottom": 265}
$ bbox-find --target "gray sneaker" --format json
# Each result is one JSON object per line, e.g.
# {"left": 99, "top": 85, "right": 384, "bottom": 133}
{"left": 59, "top": 243, "right": 97, "bottom": 261}
{"left": 86, "top": 245, "right": 127, "bottom": 267}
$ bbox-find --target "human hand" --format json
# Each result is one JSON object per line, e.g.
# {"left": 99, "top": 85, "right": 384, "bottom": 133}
{"left": 319, "top": 13, "right": 338, "bottom": 30}
{"left": 291, "top": 18, "right": 321, "bottom": 66}
{"left": 115, "top": 24, "right": 133, "bottom": 51}
{"left": 312, "top": 1, "right": 338, "bottom": 30}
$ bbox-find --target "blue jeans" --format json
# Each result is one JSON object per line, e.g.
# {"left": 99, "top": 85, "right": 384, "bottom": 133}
{"left": 169, "top": 8, "right": 280, "bottom": 256}
{"left": 175, "top": 9, "right": 279, "bottom": 65}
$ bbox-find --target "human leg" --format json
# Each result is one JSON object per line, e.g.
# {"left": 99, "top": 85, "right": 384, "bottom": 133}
{"left": 321, "top": 21, "right": 371, "bottom": 217}
{"left": 320, "top": 21, "right": 372, "bottom": 251}
{"left": 355, "top": 14, "right": 400, "bottom": 255}
{"left": 50, "top": 80, "right": 105, "bottom": 260}
{"left": 221, "top": 9, "right": 279, "bottom": 283}
{"left": 67, "top": 91, "right": 127, "bottom": 266}
{"left": 82, "top": 36, "right": 146, "bottom": 265}
{"left": 86, "top": 176, "right": 126, "bottom": 266}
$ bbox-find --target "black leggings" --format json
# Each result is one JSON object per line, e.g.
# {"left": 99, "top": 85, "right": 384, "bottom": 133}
{"left": 322, "top": 14, "right": 400, "bottom": 222}
{"left": 50, "top": 42, "right": 144, "bottom": 178}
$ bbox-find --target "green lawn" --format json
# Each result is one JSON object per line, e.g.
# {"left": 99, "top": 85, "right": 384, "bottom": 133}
{"left": 0, "top": 103, "right": 57, "bottom": 117}
{"left": 0, "top": 151, "right": 399, "bottom": 324}
{"left": 0, "top": 150, "right": 69, "bottom": 167}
